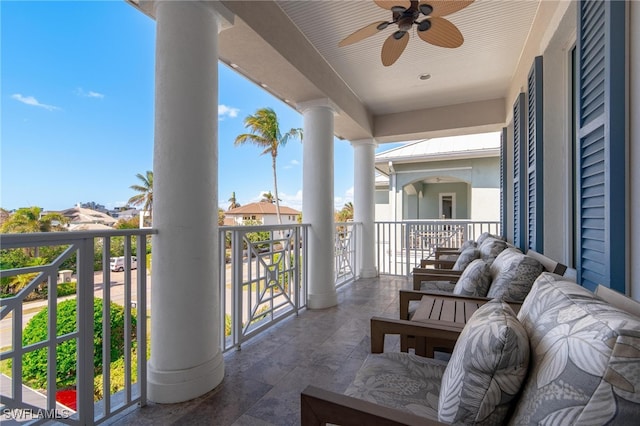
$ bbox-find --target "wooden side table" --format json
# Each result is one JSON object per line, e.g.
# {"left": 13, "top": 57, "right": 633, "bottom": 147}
{"left": 411, "top": 295, "right": 482, "bottom": 357}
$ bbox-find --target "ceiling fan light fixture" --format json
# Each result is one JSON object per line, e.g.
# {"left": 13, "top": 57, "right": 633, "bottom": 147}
{"left": 419, "top": 4, "right": 433, "bottom": 16}
{"left": 417, "top": 19, "right": 431, "bottom": 32}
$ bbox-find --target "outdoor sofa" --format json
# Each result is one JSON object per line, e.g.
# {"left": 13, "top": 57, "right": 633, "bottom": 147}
{"left": 301, "top": 273, "right": 640, "bottom": 425}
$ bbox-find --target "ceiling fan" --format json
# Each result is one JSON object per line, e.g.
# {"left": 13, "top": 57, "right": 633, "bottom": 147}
{"left": 339, "top": 0, "right": 474, "bottom": 66}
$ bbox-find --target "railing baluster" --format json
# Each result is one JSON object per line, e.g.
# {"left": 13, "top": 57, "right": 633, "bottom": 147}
{"left": 136, "top": 234, "right": 147, "bottom": 407}
{"left": 77, "top": 237, "right": 95, "bottom": 424}
{"left": 102, "top": 236, "right": 112, "bottom": 416}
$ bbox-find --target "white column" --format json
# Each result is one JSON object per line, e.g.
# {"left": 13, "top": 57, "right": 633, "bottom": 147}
{"left": 300, "top": 99, "right": 337, "bottom": 309}
{"left": 149, "top": 1, "right": 232, "bottom": 403}
{"left": 351, "top": 139, "right": 378, "bottom": 278}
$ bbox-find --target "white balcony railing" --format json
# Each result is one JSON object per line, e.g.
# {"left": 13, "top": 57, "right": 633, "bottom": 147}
{"left": 218, "top": 224, "right": 309, "bottom": 352}
{"left": 375, "top": 220, "right": 501, "bottom": 276}
{"left": 334, "top": 222, "right": 360, "bottom": 288}
{"left": 0, "top": 229, "right": 154, "bottom": 425}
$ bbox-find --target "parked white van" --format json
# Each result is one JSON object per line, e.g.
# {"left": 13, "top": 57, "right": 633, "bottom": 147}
{"left": 110, "top": 256, "right": 138, "bottom": 272}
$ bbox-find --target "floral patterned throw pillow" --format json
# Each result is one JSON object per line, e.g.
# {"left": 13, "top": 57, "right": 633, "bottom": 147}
{"left": 452, "top": 259, "right": 491, "bottom": 297}
{"left": 452, "top": 247, "right": 480, "bottom": 271}
{"left": 438, "top": 300, "right": 529, "bottom": 424}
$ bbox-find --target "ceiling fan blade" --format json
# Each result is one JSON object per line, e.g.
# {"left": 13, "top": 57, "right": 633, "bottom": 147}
{"left": 339, "top": 21, "right": 387, "bottom": 47}
{"left": 421, "top": 0, "right": 474, "bottom": 17}
{"left": 417, "top": 17, "right": 464, "bottom": 48}
{"left": 381, "top": 32, "right": 409, "bottom": 66}
{"left": 374, "top": 0, "right": 411, "bottom": 10}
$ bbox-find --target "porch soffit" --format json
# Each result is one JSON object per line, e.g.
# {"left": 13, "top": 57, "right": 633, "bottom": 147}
{"left": 128, "top": 0, "right": 543, "bottom": 144}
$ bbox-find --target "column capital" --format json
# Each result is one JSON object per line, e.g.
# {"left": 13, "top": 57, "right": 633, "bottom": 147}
{"left": 350, "top": 138, "right": 378, "bottom": 148}
{"left": 297, "top": 98, "right": 340, "bottom": 115}
{"left": 132, "top": 1, "right": 234, "bottom": 32}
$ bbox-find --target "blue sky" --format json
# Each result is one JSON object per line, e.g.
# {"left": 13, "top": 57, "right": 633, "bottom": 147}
{"left": 1, "top": 1, "right": 396, "bottom": 212}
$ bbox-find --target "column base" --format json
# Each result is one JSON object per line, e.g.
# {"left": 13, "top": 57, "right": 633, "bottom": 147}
{"left": 147, "top": 351, "right": 224, "bottom": 403}
{"left": 360, "top": 267, "right": 378, "bottom": 279}
{"left": 307, "top": 291, "right": 338, "bottom": 309}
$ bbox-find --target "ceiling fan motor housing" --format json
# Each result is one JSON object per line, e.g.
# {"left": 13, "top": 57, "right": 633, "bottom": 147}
{"left": 398, "top": 10, "right": 419, "bottom": 31}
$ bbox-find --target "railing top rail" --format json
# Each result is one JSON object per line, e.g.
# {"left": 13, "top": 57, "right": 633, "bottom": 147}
{"left": 334, "top": 222, "right": 361, "bottom": 226}
{"left": 220, "top": 223, "right": 310, "bottom": 232}
{"left": 0, "top": 229, "right": 157, "bottom": 247}
{"left": 379, "top": 220, "right": 500, "bottom": 224}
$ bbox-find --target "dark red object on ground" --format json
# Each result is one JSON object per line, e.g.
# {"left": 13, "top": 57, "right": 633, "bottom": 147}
{"left": 56, "top": 389, "right": 77, "bottom": 411}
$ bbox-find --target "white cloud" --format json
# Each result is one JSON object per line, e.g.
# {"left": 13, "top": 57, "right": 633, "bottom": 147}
{"left": 11, "top": 94, "right": 60, "bottom": 111}
{"left": 283, "top": 159, "right": 300, "bottom": 169}
{"left": 248, "top": 189, "right": 303, "bottom": 211}
{"left": 218, "top": 104, "right": 239, "bottom": 120}
{"left": 75, "top": 87, "right": 105, "bottom": 99}
{"left": 335, "top": 187, "right": 354, "bottom": 210}
{"left": 345, "top": 186, "right": 354, "bottom": 198}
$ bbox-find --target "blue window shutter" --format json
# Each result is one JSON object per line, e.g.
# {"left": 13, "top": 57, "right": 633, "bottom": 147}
{"left": 576, "top": 0, "right": 626, "bottom": 292}
{"left": 526, "top": 56, "right": 544, "bottom": 252}
{"left": 500, "top": 127, "right": 508, "bottom": 237}
{"left": 512, "top": 93, "right": 526, "bottom": 251}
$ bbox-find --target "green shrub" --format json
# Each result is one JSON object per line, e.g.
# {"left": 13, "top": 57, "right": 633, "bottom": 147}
{"left": 93, "top": 348, "right": 142, "bottom": 401}
{"left": 22, "top": 298, "right": 136, "bottom": 389}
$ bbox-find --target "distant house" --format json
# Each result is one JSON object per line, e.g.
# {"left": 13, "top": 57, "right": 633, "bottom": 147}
{"left": 59, "top": 205, "right": 117, "bottom": 230}
{"left": 111, "top": 208, "right": 140, "bottom": 221}
{"left": 225, "top": 202, "right": 300, "bottom": 225}
{"left": 375, "top": 132, "right": 500, "bottom": 222}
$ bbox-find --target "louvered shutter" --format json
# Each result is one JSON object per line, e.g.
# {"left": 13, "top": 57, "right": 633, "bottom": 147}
{"left": 526, "top": 56, "right": 543, "bottom": 251}
{"left": 576, "top": 0, "right": 626, "bottom": 291}
{"left": 512, "top": 93, "right": 526, "bottom": 251}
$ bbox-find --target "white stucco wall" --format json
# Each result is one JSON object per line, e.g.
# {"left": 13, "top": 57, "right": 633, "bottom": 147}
{"left": 470, "top": 188, "right": 500, "bottom": 221}
{"left": 540, "top": 3, "right": 576, "bottom": 264}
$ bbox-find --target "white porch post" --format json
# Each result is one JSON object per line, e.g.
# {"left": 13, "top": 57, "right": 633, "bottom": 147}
{"left": 351, "top": 139, "right": 378, "bottom": 278}
{"left": 149, "top": 0, "right": 232, "bottom": 403}
{"left": 300, "top": 99, "right": 337, "bottom": 309}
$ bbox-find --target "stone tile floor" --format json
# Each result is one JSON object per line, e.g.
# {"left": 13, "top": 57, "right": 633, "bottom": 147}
{"left": 109, "top": 275, "right": 410, "bottom": 426}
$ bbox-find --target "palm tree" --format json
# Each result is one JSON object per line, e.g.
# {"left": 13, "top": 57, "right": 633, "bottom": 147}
{"left": 260, "top": 191, "right": 280, "bottom": 204}
{"left": 1, "top": 206, "right": 67, "bottom": 233}
{"left": 335, "top": 202, "right": 354, "bottom": 223}
{"left": 1, "top": 207, "right": 67, "bottom": 258}
{"left": 228, "top": 192, "right": 241, "bottom": 210}
{"left": 234, "top": 107, "right": 302, "bottom": 224}
{"left": 128, "top": 171, "right": 153, "bottom": 220}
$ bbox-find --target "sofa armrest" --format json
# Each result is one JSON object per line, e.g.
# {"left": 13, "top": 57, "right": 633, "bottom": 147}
{"left": 412, "top": 269, "right": 461, "bottom": 291}
{"left": 419, "top": 258, "right": 456, "bottom": 269}
{"left": 301, "top": 385, "right": 445, "bottom": 426}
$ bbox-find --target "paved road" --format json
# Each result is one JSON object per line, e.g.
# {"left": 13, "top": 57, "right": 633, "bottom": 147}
{"left": 0, "top": 270, "right": 150, "bottom": 349}
{"left": 0, "top": 261, "right": 257, "bottom": 349}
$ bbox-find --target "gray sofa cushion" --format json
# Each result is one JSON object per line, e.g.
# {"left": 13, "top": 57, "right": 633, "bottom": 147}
{"left": 486, "top": 250, "right": 544, "bottom": 302}
{"left": 478, "top": 237, "right": 508, "bottom": 264}
{"left": 452, "top": 259, "right": 491, "bottom": 297}
{"left": 475, "top": 232, "right": 492, "bottom": 246}
{"left": 458, "top": 240, "right": 477, "bottom": 252}
{"left": 439, "top": 300, "right": 529, "bottom": 424}
{"left": 344, "top": 352, "right": 447, "bottom": 418}
{"left": 511, "top": 273, "right": 640, "bottom": 424}
{"left": 452, "top": 247, "right": 480, "bottom": 271}
{"left": 419, "top": 281, "right": 456, "bottom": 293}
